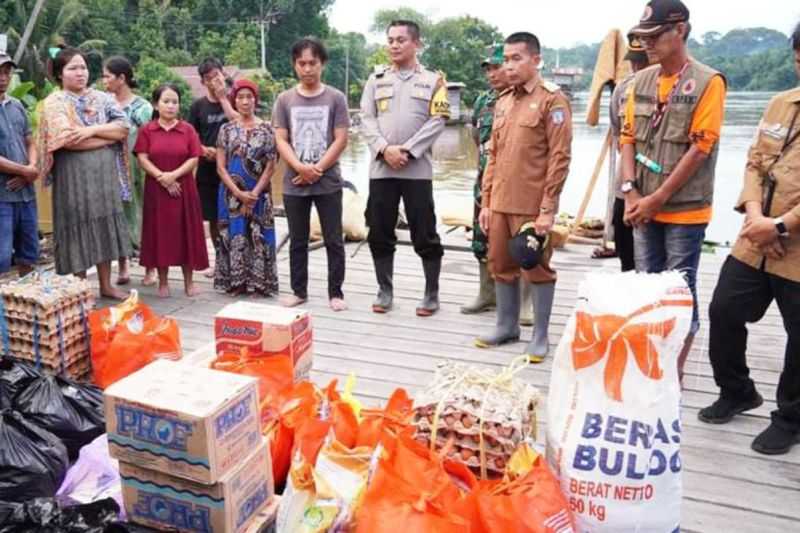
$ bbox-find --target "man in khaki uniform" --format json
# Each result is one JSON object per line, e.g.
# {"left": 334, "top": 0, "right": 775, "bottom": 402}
{"left": 475, "top": 32, "right": 572, "bottom": 363}
{"left": 360, "top": 20, "right": 451, "bottom": 317}
{"left": 698, "top": 24, "right": 800, "bottom": 456}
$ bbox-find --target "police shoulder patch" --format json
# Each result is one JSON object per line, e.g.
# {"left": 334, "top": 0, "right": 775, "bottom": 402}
{"left": 550, "top": 107, "right": 566, "bottom": 125}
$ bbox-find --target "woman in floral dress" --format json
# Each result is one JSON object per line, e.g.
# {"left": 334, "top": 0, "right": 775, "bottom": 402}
{"left": 214, "top": 79, "right": 278, "bottom": 296}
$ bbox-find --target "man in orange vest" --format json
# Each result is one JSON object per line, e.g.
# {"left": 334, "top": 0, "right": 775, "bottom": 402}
{"left": 620, "top": 0, "right": 727, "bottom": 382}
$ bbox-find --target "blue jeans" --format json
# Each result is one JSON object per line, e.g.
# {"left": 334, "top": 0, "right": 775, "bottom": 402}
{"left": 633, "top": 221, "right": 707, "bottom": 335}
{"left": 0, "top": 200, "right": 39, "bottom": 273}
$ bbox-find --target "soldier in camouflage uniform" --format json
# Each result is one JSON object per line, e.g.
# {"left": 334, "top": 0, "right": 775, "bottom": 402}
{"left": 461, "top": 44, "right": 511, "bottom": 314}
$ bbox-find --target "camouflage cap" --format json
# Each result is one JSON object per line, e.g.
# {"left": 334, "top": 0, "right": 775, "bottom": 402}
{"left": 481, "top": 43, "right": 504, "bottom": 67}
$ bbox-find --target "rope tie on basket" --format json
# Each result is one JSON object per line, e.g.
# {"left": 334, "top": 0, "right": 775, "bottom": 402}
{"left": 429, "top": 355, "right": 531, "bottom": 479}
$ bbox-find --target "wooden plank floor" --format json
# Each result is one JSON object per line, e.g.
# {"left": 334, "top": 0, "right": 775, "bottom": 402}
{"left": 100, "top": 224, "right": 799, "bottom": 533}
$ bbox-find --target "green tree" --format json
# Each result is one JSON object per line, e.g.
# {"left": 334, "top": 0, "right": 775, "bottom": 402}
{"left": 422, "top": 16, "right": 502, "bottom": 105}
{"left": 226, "top": 31, "right": 260, "bottom": 69}
{"left": 369, "top": 8, "right": 431, "bottom": 35}
{"left": 324, "top": 30, "right": 370, "bottom": 106}
{"left": 136, "top": 56, "right": 193, "bottom": 116}
{"left": 2, "top": 0, "right": 106, "bottom": 90}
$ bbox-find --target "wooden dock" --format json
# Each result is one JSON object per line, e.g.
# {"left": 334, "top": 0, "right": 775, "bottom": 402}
{"left": 105, "top": 226, "right": 799, "bottom": 533}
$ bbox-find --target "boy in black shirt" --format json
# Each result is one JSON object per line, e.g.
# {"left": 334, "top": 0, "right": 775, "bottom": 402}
{"left": 188, "top": 57, "right": 239, "bottom": 275}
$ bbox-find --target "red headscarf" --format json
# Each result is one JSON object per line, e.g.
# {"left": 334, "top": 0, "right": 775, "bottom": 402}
{"left": 229, "top": 79, "right": 260, "bottom": 109}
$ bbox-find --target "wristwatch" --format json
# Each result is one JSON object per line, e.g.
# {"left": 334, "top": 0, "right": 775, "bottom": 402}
{"left": 774, "top": 217, "right": 790, "bottom": 237}
{"left": 620, "top": 180, "right": 636, "bottom": 194}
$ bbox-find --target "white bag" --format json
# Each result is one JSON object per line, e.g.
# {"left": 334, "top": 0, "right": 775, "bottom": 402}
{"left": 546, "top": 271, "right": 691, "bottom": 533}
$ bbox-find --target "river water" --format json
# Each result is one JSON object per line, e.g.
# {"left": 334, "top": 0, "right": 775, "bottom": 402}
{"left": 340, "top": 91, "right": 774, "bottom": 246}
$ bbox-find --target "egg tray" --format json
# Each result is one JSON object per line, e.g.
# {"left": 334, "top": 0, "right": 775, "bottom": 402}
{"left": 413, "top": 405, "right": 531, "bottom": 445}
{"left": 413, "top": 431, "right": 507, "bottom": 477}
{"left": 1, "top": 297, "right": 95, "bottom": 324}
{"left": 9, "top": 354, "right": 92, "bottom": 381}
{"left": 413, "top": 424, "right": 519, "bottom": 455}
{"left": 5, "top": 320, "right": 88, "bottom": 343}
{"left": 0, "top": 273, "right": 93, "bottom": 303}
{"left": 4, "top": 339, "right": 90, "bottom": 365}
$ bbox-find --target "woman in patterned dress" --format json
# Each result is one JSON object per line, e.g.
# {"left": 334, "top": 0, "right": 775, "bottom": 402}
{"left": 102, "top": 56, "right": 155, "bottom": 286}
{"left": 214, "top": 79, "right": 278, "bottom": 296}
{"left": 38, "top": 48, "right": 131, "bottom": 300}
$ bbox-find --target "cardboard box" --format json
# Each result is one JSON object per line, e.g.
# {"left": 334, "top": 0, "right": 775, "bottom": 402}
{"left": 244, "top": 496, "right": 280, "bottom": 533}
{"left": 214, "top": 302, "right": 313, "bottom": 382}
{"left": 105, "top": 359, "right": 261, "bottom": 485}
{"left": 121, "top": 438, "right": 273, "bottom": 533}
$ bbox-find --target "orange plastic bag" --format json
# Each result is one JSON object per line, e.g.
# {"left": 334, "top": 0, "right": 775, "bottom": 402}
{"left": 212, "top": 350, "right": 294, "bottom": 426}
{"left": 470, "top": 455, "right": 575, "bottom": 533}
{"left": 90, "top": 292, "right": 181, "bottom": 388}
{"left": 269, "top": 379, "right": 360, "bottom": 490}
{"left": 357, "top": 388, "right": 413, "bottom": 450}
{"left": 355, "top": 433, "right": 472, "bottom": 533}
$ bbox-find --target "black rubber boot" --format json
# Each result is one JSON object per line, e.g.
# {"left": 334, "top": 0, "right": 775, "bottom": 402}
{"left": 460, "top": 261, "right": 495, "bottom": 314}
{"left": 372, "top": 255, "right": 394, "bottom": 313}
{"left": 416, "top": 258, "right": 441, "bottom": 317}
{"left": 475, "top": 279, "right": 521, "bottom": 347}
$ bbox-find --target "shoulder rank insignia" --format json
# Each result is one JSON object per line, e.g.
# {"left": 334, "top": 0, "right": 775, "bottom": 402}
{"left": 374, "top": 64, "right": 389, "bottom": 78}
{"left": 542, "top": 80, "right": 560, "bottom": 93}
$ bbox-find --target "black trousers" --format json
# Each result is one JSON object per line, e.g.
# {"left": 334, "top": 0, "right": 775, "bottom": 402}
{"left": 612, "top": 197, "right": 635, "bottom": 272}
{"left": 283, "top": 191, "right": 345, "bottom": 299}
{"left": 709, "top": 255, "right": 800, "bottom": 431}
{"left": 366, "top": 178, "right": 443, "bottom": 261}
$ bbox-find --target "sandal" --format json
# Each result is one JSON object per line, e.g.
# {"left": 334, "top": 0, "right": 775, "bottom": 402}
{"left": 591, "top": 246, "right": 617, "bottom": 259}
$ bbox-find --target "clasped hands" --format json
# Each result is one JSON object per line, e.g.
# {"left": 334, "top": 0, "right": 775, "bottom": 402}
{"left": 291, "top": 163, "right": 324, "bottom": 186}
{"left": 741, "top": 214, "right": 785, "bottom": 260}
{"left": 383, "top": 145, "right": 410, "bottom": 170}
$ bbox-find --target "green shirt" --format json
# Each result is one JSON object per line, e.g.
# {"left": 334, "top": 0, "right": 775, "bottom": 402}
{"left": 472, "top": 90, "right": 497, "bottom": 174}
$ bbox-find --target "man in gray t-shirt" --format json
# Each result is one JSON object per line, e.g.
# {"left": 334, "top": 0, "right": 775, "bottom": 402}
{"left": 274, "top": 37, "right": 350, "bottom": 311}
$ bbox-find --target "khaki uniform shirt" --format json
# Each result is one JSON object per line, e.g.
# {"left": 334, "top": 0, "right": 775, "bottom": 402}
{"left": 482, "top": 77, "right": 572, "bottom": 215}
{"left": 732, "top": 87, "right": 800, "bottom": 282}
{"left": 359, "top": 63, "right": 450, "bottom": 180}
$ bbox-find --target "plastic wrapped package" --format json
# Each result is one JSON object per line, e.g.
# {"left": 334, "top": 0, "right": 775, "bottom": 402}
{"left": 56, "top": 434, "right": 123, "bottom": 518}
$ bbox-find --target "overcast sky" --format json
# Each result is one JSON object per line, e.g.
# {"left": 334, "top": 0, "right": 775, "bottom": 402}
{"left": 329, "top": 0, "right": 798, "bottom": 48}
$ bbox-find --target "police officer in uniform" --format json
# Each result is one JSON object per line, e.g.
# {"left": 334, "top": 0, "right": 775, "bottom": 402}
{"left": 461, "top": 43, "right": 509, "bottom": 314}
{"left": 360, "top": 20, "right": 451, "bottom": 316}
{"left": 475, "top": 32, "right": 573, "bottom": 363}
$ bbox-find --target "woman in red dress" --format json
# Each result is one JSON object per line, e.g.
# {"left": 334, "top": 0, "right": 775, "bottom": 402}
{"left": 134, "top": 83, "right": 209, "bottom": 297}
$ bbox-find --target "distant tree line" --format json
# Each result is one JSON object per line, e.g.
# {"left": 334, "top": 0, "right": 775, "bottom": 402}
{"left": 2, "top": 1, "right": 796, "bottom": 117}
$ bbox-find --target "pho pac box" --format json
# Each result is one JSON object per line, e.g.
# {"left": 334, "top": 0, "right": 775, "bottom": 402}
{"left": 214, "top": 302, "right": 313, "bottom": 382}
{"left": 120, "top": 438, "right": 273, "bottom": 533}
{"left": 105, "top": 359, "right": 261, "bottom": 485}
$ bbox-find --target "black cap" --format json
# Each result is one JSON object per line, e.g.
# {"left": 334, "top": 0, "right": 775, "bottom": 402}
{"left": 508, "top": 223, "right": 549, "bottom": 270}
{"left": 624, "top": 32, "right": 649, "bottom": 63}
{"left": 630, "top": 0, "right": 690, "bottom": 36}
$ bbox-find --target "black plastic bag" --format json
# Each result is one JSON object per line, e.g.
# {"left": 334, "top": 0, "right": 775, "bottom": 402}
{"left": 58, "top": 376, "right": 105, "bottom": 427}
{"left": 0, "top": 410, "right": 69, "bottom": 502}
{"left": 0, "top": 359, "right": 42, "bottom": 409}
{"left": 0, "top": 497, "right": 120, "bottom": 533}
{"left": 13, "top": 375, "right": 105, "bottom": 460}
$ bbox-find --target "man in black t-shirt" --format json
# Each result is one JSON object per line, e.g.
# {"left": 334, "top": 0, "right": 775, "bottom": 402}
{"left": 188, "top": 57, "right": 239, "bottom": 274}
